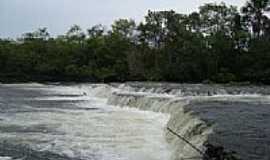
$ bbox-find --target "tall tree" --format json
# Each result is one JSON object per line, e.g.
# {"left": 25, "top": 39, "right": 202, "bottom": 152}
{"left": 111, "top": 19, "right": 136, "bottom": 40}
{"left": 199, "top": 2, "right": 239, "bottom": 35}
{"left": 242, "top": 0, "right": 270, "bottom": 38}
{"left": 66, "top": 25, "right": 86, "bottom": 42}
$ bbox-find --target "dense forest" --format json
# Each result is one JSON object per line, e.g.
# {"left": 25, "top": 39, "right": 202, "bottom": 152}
{"left": 0, "top": 0, "right": 270, "bottom": 84}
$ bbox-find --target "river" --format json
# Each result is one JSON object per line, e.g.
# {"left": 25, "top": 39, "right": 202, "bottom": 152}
{"left": 0, "top": 83, "right": 270, "bottom": 160}
{"left": 0, "top": 83, "right": 171, "bottom": 160}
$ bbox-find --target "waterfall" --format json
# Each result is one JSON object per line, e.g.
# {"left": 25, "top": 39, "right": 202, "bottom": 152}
{"left": 107, "top": 91, "right": 212, "bottom": 159}
{"left": 87, "top": 83, "right": 270, "bottom": 160}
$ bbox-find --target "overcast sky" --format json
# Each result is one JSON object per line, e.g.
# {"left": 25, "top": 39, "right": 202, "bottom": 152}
{"left": 0, "top": 0, "right": 247, "bottom": 38}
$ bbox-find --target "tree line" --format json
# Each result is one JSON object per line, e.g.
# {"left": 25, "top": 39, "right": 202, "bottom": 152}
{"left": 0, "top": 0, "right": 270, "bottom": 83}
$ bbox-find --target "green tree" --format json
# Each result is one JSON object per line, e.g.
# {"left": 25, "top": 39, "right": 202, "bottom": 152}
{"left": 242, "top": 0, "right": 270, "bottom": 38}
{"left": 66, "top": 25, "right": 86, "bottom": 42}
{"left": 112, "top": 19, "right": 136, "bottom": 40}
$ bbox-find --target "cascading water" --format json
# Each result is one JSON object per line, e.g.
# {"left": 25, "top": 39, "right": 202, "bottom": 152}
{"left": 0, "top": 84, "right": 172, "bottom": 160}
{"left": 108, "top": 83, "right": 270, "bottom": 160}
{"left": 0, "top": 83, "right": 270, "bottom": 160}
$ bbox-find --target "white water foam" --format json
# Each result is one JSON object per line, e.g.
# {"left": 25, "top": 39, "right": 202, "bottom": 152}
{"left": 0, "top": 84, "right": 172, "bottom": 160}
{"left": 106, "top": 83, "right": 270, "bottom": 160}
{"left": 1, "top": 83, "right": 270, "bottom": 160}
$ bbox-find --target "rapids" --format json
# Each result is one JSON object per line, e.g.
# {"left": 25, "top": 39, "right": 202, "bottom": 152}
{"left": 0, "top": 84, "right": 171, "bottom": 160}
{"left": 0, "top": 83, "right": 270, "bottom": 160}
{"left": 109, "top": 83, "right": 270, "bottom": 160}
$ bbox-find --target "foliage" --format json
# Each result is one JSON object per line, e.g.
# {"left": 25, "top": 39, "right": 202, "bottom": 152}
{"left": 0, "top": 0, "right": 270, "bottom": 84}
